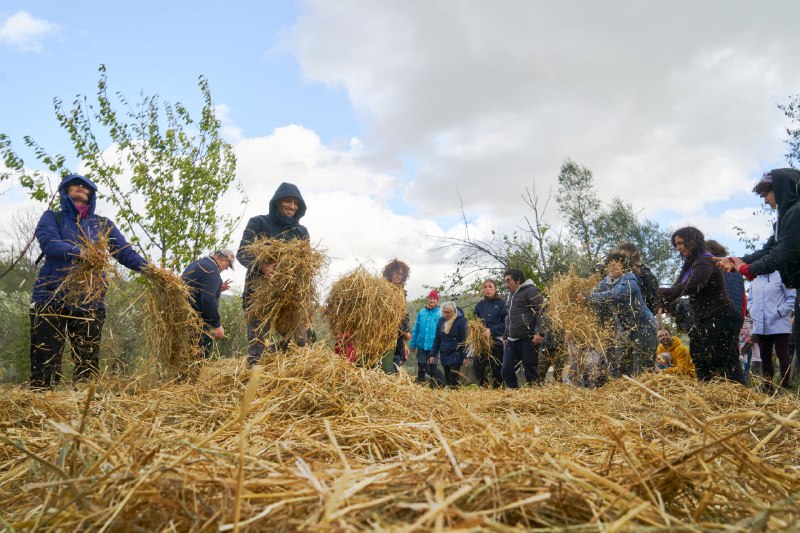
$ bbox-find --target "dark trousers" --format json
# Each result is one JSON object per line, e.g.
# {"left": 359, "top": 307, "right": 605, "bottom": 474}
{"left": 689, "top": 308, "right": 739, "bottom": 382}
{"left": 29, "top": 304, "right": 105, "bottom": 388}
{"left": 246, "top": 316, "right": 307, "bottom": 367}
{"left": 474, "top": 340, "right": 503, "bottom": 388}
{"left": 442, "top": 364, "right": 462, "bottom": 387}
{"left": 416, "top": 350, "right": 445, "bottom": 385}
{"left": 502, "top": 338, "right": 539, "bottom": 388}
{"left": 757, "top": 333, "right": 792, "bottom": 388}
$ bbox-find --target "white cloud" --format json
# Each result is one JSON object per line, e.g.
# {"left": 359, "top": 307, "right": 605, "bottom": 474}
{"left": 289, "top": 1, "right": 800, "bottom": 227}
{"left": 0, "top": 11, "right": 58, "bottom": 53}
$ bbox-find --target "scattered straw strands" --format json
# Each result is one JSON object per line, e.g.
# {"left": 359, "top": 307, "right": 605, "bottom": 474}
{"left": 465, "top": 317, "right": 493, "bottom": 358}
{"left": 1, "top": 344, "right": 799, "bottom": 530}
{"left": 325, "top": 266, "right": 407, "bottom": 366}
{"left": 546, "top": 269, "right": 615, "bottom": 349}
{"left": 243, "top": 237, "right": 326, "bottom": 337}
{"left": 141, "top": 264, "right": 205, "bottom": 377}
{"left": 57, "top": 226, "right": 117, "bottom": 308}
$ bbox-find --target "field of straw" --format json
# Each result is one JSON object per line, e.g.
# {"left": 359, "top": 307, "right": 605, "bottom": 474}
{"left": 1, "top": 344, "right": 799, "bottom": 531}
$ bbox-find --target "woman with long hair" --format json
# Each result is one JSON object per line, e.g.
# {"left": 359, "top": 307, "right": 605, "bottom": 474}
{"left": 658, "top": 227, "right": 740, "bottom": 382}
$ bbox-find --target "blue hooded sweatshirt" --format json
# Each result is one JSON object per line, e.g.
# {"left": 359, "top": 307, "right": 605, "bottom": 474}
{"left": 31, "top": 174, "right": 148, "bottom": 310}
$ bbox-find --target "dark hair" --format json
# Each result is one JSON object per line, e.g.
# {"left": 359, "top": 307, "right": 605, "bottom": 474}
{"left": 753, "top": 180, "right": 772, "bottom": 196}
{"left": 704, "top": 239, "right": 728, "bottom": 257}
{"left": 605, "top": 250, "right": 632, "bottom": 272}
{"left": 382, "top": 258, "right": 410, "bottom": 283}
{"left": 616, "top": 242, "right": 642, "bottom": 264}
{"left": 671, "top": 227, "right": 705, "bottom": 255}
{"left": 672, "top": 226, "right": 705, "bottom": 283}
{"left": 503, "top": 269, "right": 525, "bottom": 284}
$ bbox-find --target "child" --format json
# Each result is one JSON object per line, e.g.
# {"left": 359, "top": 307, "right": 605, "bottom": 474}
{"left": 656, "top": 352, "right": 673, "bottom": 371}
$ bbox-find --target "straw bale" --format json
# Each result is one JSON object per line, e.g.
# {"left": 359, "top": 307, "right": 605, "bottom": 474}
{"left": 325, "top": 267, "right": 408, "bottom": 366}
{"left": 57, "top": 226, "right": 118, "bottom": 308}
{"left": 243, "top": 237, "right": 326, "bottom": 338}
{"left": 465, "top": 317, "right": 493, "bottom": 358}
{"left": 141, "top": 264, "right": 205, "bottom": 377}
{"left": 2, "top": 345, "right": 800, "bottom": 531}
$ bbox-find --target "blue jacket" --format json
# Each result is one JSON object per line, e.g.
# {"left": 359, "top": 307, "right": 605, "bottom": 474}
{"left": 410, "top": 305, "right": 441, "bottom": 351}
{"left": 32, "top": 174, "right": 148, "bottom": 310}
{"left": 181, "top": 256, "right": 223, "bottom": 328}
{"left": 474, "top": 297, "right": 507, "bottom": 339}
{"left": 589, "top": 272, "right": 656, "bottom": 336}
{"left": 431, "top": 315, "right": 467, "bottom": 366}
{"left": 747, "top": 271, "right": 796, "bottom": 335}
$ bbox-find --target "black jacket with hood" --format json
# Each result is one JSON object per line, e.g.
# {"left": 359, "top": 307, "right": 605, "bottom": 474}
{"left": 742, "top": 168, "right": 800, "bottom": 289}
{"left": 504, "top": 279, "right": 544, "bottom": 340}
{"left": 237, "top": 182, "right": 309, "bottom": 309}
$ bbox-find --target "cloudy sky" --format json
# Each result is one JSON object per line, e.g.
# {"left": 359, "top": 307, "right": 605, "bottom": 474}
{"left": 1, "top": 1, "right": 798, "bottom": 297}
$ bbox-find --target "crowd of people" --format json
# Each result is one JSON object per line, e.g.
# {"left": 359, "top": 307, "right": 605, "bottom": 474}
{"left": 26, "top": 168, "right": 800, "bottom": 393}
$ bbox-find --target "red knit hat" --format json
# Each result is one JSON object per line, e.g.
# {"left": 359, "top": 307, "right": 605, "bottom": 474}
{"left": 428, "top": 289, "right": 439, "bottom": 300}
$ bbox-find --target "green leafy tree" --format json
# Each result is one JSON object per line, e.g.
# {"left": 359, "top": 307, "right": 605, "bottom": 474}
{"left": 436, "top": 160, "right": 677, "bottom": 290}
{"left": 780, "top": 93, "right": 800, "bottom": 168}
{"left": 556, "top": 158, "right": 602, "bottom": 261}
{"left": 0, "top": 65, "right": 244, "bottom": 270}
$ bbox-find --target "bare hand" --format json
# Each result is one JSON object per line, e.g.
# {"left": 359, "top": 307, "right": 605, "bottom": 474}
{"left": 403, "top": 331, "right": 412, "bottom": 341}
{"left": 213, "top": 325, "right": 225, "bottom": 340}
{"left": 533, "top": 334, "right": 543, "bottom": 347}
{"left": 429, "top": 356, "right": 435, "bottom": 365}
{"left": 713, "top": 256, "right": 735, "bottom": 272}
{"left": 730, "top": 257, "right": 746, "bottom": 271}
{"left": 220, "top": 279, "right": 232, "bottom": 292}
{"left": 484, "top": 327, "right": 491, "bottom": 338}
{"left": 259, "top": 262, "right": 276, "bottom": 278}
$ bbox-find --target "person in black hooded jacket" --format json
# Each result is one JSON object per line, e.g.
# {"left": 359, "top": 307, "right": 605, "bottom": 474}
{"left": 237, "top": 182, "right": 309, "bottom": 366}
{"left": 719, "top": 169, "right": 800, "bottom": 289}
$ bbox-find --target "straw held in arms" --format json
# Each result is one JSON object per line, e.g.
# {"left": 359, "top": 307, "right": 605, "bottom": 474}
{"left": 242, "top": 236, "right": 326, "bottom": 338}
{"left": 325, "top": 266, "right": 408, "bottom": 367}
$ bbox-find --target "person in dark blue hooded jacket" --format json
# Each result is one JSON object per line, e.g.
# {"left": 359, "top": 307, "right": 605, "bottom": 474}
{"left": 237, "top": 182, "right": 309, "bottom": 366}
{"left": 29, "top": 174, "right": 148, "bottom": 389}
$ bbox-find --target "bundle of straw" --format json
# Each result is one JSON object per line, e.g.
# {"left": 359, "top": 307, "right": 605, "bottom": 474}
{"left": 58, "top": 226, "right": 118, "bottom": 308}
{"left": 465, "top": 317, "right": 493, "bottom": 358}
{"left": 545, "top": 269, "right": 615, "bottom": 368}
{"left": 324, "top": 266, "right": 408, "bottom": 366}
{"left": 141, "top": 265, "right": 205, "bottom": 377}
{"left": 243, "top": 237, "right": 326, "bottom": 338}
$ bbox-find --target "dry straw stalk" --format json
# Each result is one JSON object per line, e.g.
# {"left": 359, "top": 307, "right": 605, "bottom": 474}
{"left": 325, "top": 266, "right": 408, "bottom": 366}
{"left": 141, "top": 264, "right": 205, "bottom": 378}
{"left": 243, "top": 237, "right": 326, "bottom": 338}
{"left": 57, "top": 226, "right": 118, "bottom": 308}
{"left": 465, "top": 317, "right": 493, "bottom": 358}
{"left": 2, "top": 344, "right": 799, "bottom": 530}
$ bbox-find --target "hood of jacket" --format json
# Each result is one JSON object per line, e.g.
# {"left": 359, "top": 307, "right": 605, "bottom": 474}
{"left": 268, "top": 182, "right": 307, "bottom": 225}
{"left": 59, "top": 174, "right": 98, "bottom": 218}
{"left": 771, "top": 168, "right": 800, "bottom": 216}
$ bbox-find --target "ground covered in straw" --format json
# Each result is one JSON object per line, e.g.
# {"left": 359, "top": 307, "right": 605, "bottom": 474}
{"left": 1, "top": 346, "right": 799, "bottom": 531}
